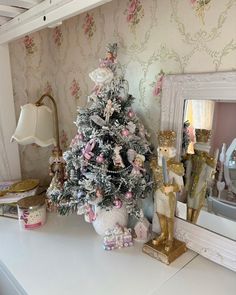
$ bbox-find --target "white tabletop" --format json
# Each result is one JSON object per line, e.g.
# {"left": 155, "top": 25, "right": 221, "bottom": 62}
{"left": 0, "top": 213, "right": 235, "bottom": 295}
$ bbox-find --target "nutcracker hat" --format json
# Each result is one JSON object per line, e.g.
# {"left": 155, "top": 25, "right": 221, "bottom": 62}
{"left": 158, "top": 130, "right": 176, "bottom": 147}
{"left": 195, "top": 129, "right": 211, "bottom": 143}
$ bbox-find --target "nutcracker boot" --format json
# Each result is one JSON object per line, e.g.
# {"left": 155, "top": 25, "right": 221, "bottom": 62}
{"left": 165, "top": 217, "right": 174, "bottom": 252}
{"left": 187, "top": 207, "right": 193, "bottom": 222}
{"left": 152, "top": 213, "right": 167, "bottom": 246}
{"left": 192, "top": 207, "right": 202, "bottom": 224}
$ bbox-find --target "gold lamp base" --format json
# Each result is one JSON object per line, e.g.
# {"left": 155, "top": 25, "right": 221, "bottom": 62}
{"left": 142, "top": 238, "right": 187, "bottom": 265}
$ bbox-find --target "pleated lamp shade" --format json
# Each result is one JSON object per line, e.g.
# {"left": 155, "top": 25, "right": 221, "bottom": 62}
{"left": 11, "top": 103, "right": 56, "bottom": 147}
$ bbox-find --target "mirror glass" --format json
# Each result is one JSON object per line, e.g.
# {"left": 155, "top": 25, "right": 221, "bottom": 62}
{"left": 177, "top": 99, "right": 236, "bottom": 241}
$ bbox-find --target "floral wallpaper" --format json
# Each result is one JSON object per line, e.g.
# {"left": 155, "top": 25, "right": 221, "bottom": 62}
{"left": 9, "top": 0, "right": 236, "bottom": 184}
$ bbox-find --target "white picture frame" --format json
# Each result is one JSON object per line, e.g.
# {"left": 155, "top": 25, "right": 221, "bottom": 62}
{"left": 160, "top": 71, "right": 236, "bottom": 272}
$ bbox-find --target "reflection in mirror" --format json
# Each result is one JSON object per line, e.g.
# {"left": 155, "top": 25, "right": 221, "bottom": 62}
{"left": 179, "top": 100, "right": 236, "bottom": 240}
{"left": 224, "top": 138, "right": 236, "bottom": 195}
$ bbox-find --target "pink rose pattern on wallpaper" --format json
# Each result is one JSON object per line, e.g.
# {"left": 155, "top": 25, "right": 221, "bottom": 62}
{"left": 83, "top": 13, "right": 96, "bottom": 38}
{"left": 23, "top": 35, "right": 37, "bottom": 55}
{"left": 44, "top": 81, "right": 53, "bottom": 95}
{"left": 31, "top": 143, "right": 40, "bottom": 148}
{"left": 125, "top": 0, "right": 144, "bottom": 29}
{"left": 190, "top": 0, "right": 211, "bottom": 25}
{"left": 70, "top": 79, "right": 81, "bottom": 100}
{"left": 11, "top": 0, "right": 236, "bottom": 184}
{"left": 152, "top": 70, "right": 165, "bottom": 97}
{"left": 53, "top": 26, "right": 63, "bottom": 46}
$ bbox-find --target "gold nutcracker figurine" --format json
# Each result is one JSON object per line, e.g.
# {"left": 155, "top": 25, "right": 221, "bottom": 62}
{"left": 185, "top": 129, "right": 217, "bottom": 224}
{"left": 143, "top": 131, "right": 187, "bottom": 264}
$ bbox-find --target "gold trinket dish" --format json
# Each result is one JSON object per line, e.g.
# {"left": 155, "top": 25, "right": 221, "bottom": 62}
{"left": 0, "top": 179, "right": 39, "bottom": 197}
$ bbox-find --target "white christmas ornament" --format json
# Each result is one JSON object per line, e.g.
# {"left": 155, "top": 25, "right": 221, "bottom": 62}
{"left": 112, "top": 144, "right": 125, "bottom": 168}
{"left": 89, "top": 67, "right": 114, "bottom": 86}
{"left": 103, "top": 99, "right": 114, "bottom": 123}
{"left": 92, "top": 206, "right": 128, "bottom": 236}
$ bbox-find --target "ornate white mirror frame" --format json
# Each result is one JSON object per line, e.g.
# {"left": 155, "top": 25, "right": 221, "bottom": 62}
{"left": 161, "top": 71, "right": 236, "bottom": 272}
{"left": 224, "top": 138, "right": 236, "bottom": 194}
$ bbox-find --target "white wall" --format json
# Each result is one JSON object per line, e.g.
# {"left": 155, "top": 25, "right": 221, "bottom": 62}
{"left": 9, "top": 0, "right": 236, "bottom": 183}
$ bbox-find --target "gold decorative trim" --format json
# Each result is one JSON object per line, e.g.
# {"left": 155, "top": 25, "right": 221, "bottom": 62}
{"left": 0, "top": 179, "right": 39, "bottom": 197}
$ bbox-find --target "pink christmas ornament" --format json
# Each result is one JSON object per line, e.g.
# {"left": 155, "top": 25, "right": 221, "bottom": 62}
{"left": 84, "top": 204, "right": 96, "bottom": 223}
{"left": 113, "top": 197, "right": 122, "bottom": 209}
{"left": 96, "top": 188, "right": 104, "bottom": 198}
{"left": 70, "top": 132, "right": 83, "bottom": 147}
{"left": 125, "top": 191, "right": 133, "bottom": 199}
{"left": 121, "top": 128, "right": 129, "bottom": 137}
{"left": 78, "top": 132, "right": 84, "bottom": 140}
{"left": 82, "top": 139, "right": 95, "bottom": 160}
{"left": 128, "top": 110, "right": 135, "bottom": 118}
{"left": 96, "top": 153, "right": 105, "bottom": 164}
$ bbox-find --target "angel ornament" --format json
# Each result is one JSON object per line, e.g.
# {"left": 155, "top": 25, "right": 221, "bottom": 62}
{"left": 104, "top": 99, "right": 115, "bottom": 123}
{"left": 99, "top": 43, "right": 118, "bottom": 69}
{"left": 48, "top": 146, "right": 65, "bottom": 189}
{"left": 131, "top": 154, "right": 146, "bottom": 176}
{"left": 113, "top": 144, "right": 125, "bottom": 169}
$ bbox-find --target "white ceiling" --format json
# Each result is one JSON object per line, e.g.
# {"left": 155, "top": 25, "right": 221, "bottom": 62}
{"left": 0, "top": 0, "right": 112, "bottom": 44}
{"left": 0, "top": 0, "right": 43, "bottom": 26}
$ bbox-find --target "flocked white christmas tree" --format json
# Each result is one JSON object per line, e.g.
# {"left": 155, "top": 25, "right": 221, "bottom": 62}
{"left": 48, "top": 43, "right": 152, "bottom": 222}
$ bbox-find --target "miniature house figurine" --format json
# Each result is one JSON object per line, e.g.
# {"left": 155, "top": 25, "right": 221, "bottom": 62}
{"left": 134, "top": 211, "right": 151, "bottom": 242}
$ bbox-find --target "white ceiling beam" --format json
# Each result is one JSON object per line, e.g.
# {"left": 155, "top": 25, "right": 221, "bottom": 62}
{"left": 0, "top": 0, "right": 112, "bottom": 44}
{"left": 0, "top": 16, "right": 11, "bottom": 25}
{"left": 0, "top": 1, "right": 84, "bottom": 33}
{"left": 0, "top": 5, "right": 25, "bottom": 18}
{"left": 0, "top": 1, "right": 41, "bottom": 9}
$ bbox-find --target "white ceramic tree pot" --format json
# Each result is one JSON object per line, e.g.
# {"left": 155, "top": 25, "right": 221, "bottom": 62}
{"left": 92, "top": 206, "right": 128, "bottom": 236}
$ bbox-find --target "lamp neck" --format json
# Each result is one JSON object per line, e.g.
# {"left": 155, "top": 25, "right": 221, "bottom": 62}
{"left": 35, "top": 94, "right": 61, "bottom": 150}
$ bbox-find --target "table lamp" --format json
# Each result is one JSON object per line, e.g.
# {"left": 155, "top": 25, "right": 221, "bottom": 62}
{"left": 12, "top": 94, "right": 65, "bottom": 189}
